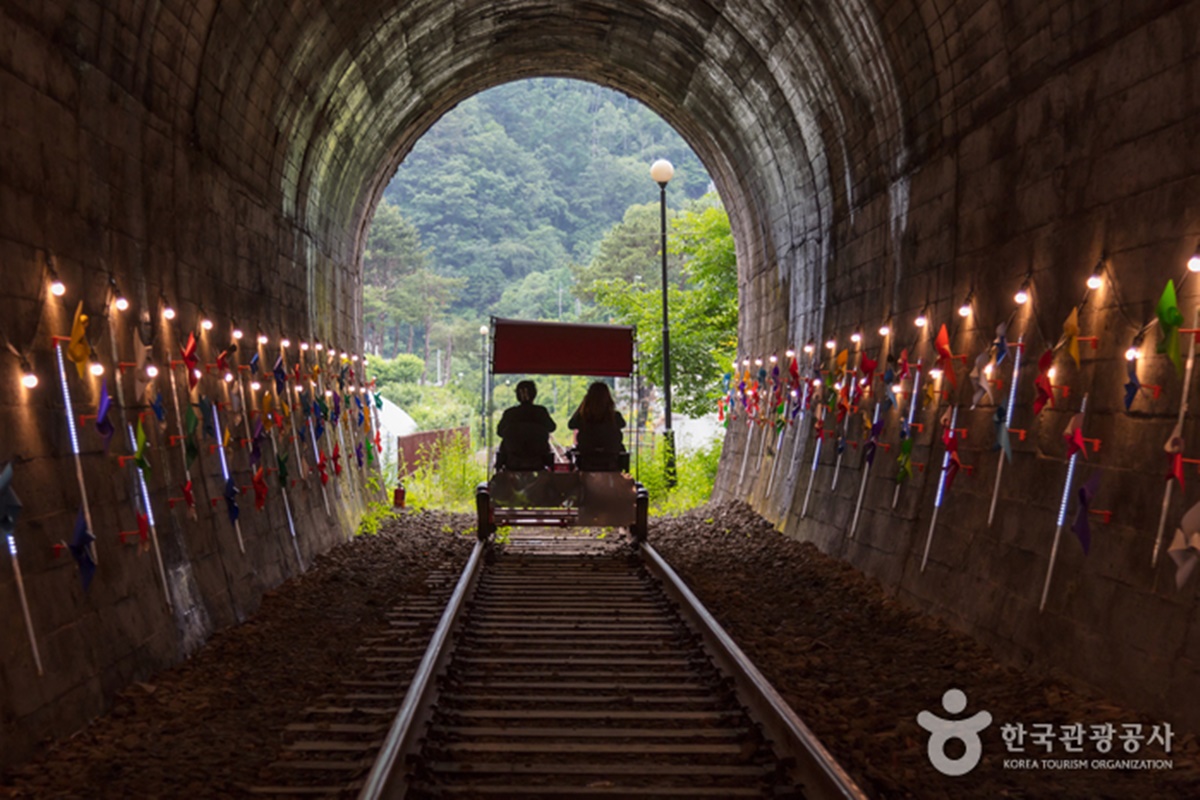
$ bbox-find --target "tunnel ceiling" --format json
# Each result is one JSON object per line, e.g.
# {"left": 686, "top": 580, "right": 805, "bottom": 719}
{"left": 142, "top": 0, "right": 933, "bottom": 328}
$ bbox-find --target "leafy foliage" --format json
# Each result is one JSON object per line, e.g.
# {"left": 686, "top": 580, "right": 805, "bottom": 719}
{"left": 585, "top": 193, "right": 737, "bottom": 418}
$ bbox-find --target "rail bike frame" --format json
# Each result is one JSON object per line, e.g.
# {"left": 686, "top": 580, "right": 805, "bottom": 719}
{"left": 474, "top": 317, "right": 649, "bottom": 542}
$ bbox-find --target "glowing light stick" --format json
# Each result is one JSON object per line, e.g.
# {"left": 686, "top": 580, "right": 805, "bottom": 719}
{"left": 211, "top": 402, "right": 246, "bottom": 553}
{"left": 920, "top": 405, "right": 958, "bottom": 572}
{"left": 784, "top": 370, "right": 815, "bottom": 493}
{"left": 106, "top": 317, "right": 171, "bottom": 611}
{"left": 258, "top": 349, "right": 303, "bottom": 570}
{"left": 1040, "top": 393, "right": 1088, "bottom": 612}
{"left": 988, "top": 336, "right": 1023, "bottom": 527}
{"left": 849, "top": 402, "right": 882, "bottom": 538}
{"left": 893, "top": 360, "right": 923, "bottom": 509}
{"left": 297, "top": 349, "right": 332, "bottom": 518}
{"left": 7, "top": 533, "right": 44, "bottom": 675}
{"left": 55, "top": 341, "right": 96, "bottom": 562}
{"left": 800, "top": 403, "right": 827, "bottom": 519}
{"left": 1153, "top": 309, "right": 1199, "bottom": 566}
{"left": 830, "top": 361, "right": 859, "bottom": 492}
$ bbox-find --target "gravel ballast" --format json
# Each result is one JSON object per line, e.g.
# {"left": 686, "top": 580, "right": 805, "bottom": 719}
{"left": 2, "top": 501, "right": 1197, "bottom": 798}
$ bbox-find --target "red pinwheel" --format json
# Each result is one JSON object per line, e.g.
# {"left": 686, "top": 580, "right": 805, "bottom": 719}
{"left": 373, "top": 429, "right": 382, "bottom": 453}
{"left": 1033, "top": 350, "right": 1055, "bottom": 416}
{"left": 317, "top": 452, "right": 329, "bottom": 485}
{"left": 181, "top": 479, "right": 196, "bottom": 516}
{"left": 181, "top": 332, "right": 199, "bottom": 390}
{"left": 252, "top": 467, "right": 268, "bottom": 510}
{"left": 137, "top": 512, "right": 150, "bottom": 547}
{"left": 1063, "top": 413, "right": 1088, "bottom": 460}
{"left": 332, "top": 444, "right": 343, "bottom": 476}
{"left": 896, "top": 349, "right": 910, "bottom": 382}
{"left": 934, "top": 325, "right": 958, "bottom": 388}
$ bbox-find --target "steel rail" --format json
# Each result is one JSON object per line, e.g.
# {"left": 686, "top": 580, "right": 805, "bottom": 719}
{"left": 357, "top": 540, "right": 485, "bottom": 800}
{"left": 641, "top": 542, "right": 868, "bottom": 800}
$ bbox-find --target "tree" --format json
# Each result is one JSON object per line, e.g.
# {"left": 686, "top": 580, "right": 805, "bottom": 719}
{"left": 571, "top": 203, "right": 683, "bottom": 308}
{"left": 588, "top": 194, "right": 737, "bottom": 418}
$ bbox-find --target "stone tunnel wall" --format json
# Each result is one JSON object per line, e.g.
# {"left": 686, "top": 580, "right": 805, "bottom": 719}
{"left": 2, "top": 0, "right": 1199, "bottom": 772}
{"left": 717, "top": 0, "right": 1200, "bottom": 734}
{"left": 0, "top": 2, "right": 380, "bottom": 767}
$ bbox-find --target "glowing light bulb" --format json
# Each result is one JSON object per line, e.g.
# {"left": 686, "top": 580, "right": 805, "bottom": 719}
{"left": 825, "top": 339, "right": 836, "bottom": 350}
{"left": 1086, "top": 272, "right": 1102, "bottom": 290}
{"left": 915, "top": 314, "right": 928, "bottom": 328}
{"left": 731, "top": 360, "right": 738, "bottom": 369}
{"left": 755, "top": 358, "right": 763, "bottom": 366}
{"left": 1189, "top": 253, "right": 1200, "bottom": 273}
{"left": 812, "top": 378, "right": 822, "bottom": 388}
{"left": 785, "top": 349, "right": 795, "bottom": 359}
{"left": 301, "top": 342, "right": 309, "bottom": 351}
{"left": 89, "top": 360, "right": 104, "bottom": 377}
{"left": 201, "top": 317, "right": 213, "bottom": 331}
{"left": 223, "top": 372, "right": 233, "bottom": 383}
{"left": 281, "top": 338, "right": 291, "bottom": 348}
{"left": 742, "top": 358, "right": 750, "bottom": 367}
{"left": 850, "top": 331, "right": 862, "bottom": 343}
{"left": 163, "top": 306, "right": 176, "bottom": 320}
{"left": 50, "top": 279, "right": 66, "bottom": 297}
{"left": 1125, "top": 346, "right": 1140, "bottom": 361}
{"left": 115, "top": 296, "right": 129, "bottom": 311}
{"left": 145, "top": 364, "right": 159, "bottom": 379}
{"left": 803, "top": 343, "right": 815, "bottom": 354}
{"left": 232, "top": 328, "right": 244, "bottom": 340}
{"left": 21, "top": 371, "right": 38, "bottom": 389}
{"left": 879, "top": 324, "right": 891, "bottom": 337}
{"left": 859, "top": 377, "right": 867, "bottom": 386}
{"left": 250, "top": 381, "right": 261, "bottom": 391}
{"left": 192, "top": 368, "right": 201, "bottom": 380}
{"left": 324, "top": 389, "right": 332, "bottom": 398}
{"left": 958, "top": 303, "right": 971, "bottom": 318}
{"left": 351, "top": 354, "right": 359, "bottom": 362}
{"left": 1015, "top": 287, "right": 1029, "bottom": 304}
{"left": 983, "top": 363, "right": 993, "bottom": 378}
{"left": 257, "top": 334, "right": 268, "bottom": 345}
{"left": 315, "top": 343, "right": 324, "bottom": 351}
{"left": 1048, "top": 366, "right": 1057, "bottom": 380}
{"left": 769, "top": 355, "right": 778, "bottom": 363}
{"left": 929, "top": 368, "right": 943, "bottom": 380}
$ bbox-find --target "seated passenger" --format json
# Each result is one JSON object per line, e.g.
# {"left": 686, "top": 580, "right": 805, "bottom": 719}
{"left": 568, "top": 382, "right": 627, "bottom": 471}
{"left": 496, "top": 380, "right": 556, "bottom": 470}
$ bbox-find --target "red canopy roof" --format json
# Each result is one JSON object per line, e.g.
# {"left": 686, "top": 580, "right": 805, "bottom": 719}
{"left": 491, "top": 318, "right": 635, "bottom": 377}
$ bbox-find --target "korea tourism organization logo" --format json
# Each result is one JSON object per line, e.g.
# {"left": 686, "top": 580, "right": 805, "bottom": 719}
{"left": 917, "top": 688, "right": 1176, "bottom": 776}
{"left": 917, "top": 688, "right": 992, "bottom": 776}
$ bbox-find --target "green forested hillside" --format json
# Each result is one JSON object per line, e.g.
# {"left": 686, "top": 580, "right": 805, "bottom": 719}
{"left": 382, "top": 78, "right": 711, "bottom": 311}
{"left": 363, "top": 78, "right": 734, "bottom": 438}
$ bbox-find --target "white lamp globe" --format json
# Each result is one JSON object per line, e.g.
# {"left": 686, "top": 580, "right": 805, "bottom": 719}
{"left": 650, "top": 159, "right": 675, "bottom": 185}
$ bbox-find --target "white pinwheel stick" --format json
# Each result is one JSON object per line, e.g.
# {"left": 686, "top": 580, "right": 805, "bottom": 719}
{"left": 6, "top": 534, "right": 43, "bottom": 675}
{"left": 211, "top": 401, "right": 246, "bottom": 554}
{"left": 988, "top": 336, "right": 1023, "bottom": 527}
{"left": 1040, "top": 392, "right": 1089, "bottom": 612}
{"left": 921, "top": 405, "right": 959, "bottom": 572}
{"left": 800, "top": 403, "right": 827, "bottom": 519}
{"left": 893, "top": 361, "right": 923, "bottom": 509}
{"left": 849, "top": 402, "right": 882, "bottom": 538}
{"left": 1153, "top": 308, "right": 1200, "bottom": 567}
{"left": 54, "top": 341, "right": 96, "bottom": 564}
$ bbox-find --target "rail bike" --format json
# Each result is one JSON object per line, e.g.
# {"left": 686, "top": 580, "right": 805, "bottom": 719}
{"left": 474, "top": 317, "right": 649, "bottom": 541}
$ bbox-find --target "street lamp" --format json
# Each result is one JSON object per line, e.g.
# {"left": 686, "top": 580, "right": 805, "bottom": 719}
{"left": 650, "top": 158, "right": 677, "bottom": 487}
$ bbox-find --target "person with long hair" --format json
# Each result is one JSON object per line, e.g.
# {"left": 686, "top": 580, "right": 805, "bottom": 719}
{"left": 568, "top": 381, "right": 626, "bottom": 470}
{"left": 496, "top": 380, "right": 556, "bottom": 470}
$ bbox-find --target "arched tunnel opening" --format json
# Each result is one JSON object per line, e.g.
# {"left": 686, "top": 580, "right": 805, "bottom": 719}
{"left": 2, "top": 0, "right": 1199, "bottom": 793}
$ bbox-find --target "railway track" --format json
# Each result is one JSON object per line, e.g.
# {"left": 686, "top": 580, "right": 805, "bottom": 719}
{"left": 359, "top": 530, "right": 864, "bottom": 799}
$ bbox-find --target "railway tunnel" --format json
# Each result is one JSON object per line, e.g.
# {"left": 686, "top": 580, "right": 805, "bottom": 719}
{"left": 1, "top": 0, "right": 1199, "bottom": 784}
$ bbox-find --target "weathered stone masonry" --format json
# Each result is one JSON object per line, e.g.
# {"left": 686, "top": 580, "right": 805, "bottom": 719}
{"left": 1, "top": 0, "right": 1197, "bottom": 768}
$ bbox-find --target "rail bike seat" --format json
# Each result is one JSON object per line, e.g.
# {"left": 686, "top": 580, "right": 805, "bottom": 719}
{"left": 568, "top": 448, "right": 630, "bottom": 473}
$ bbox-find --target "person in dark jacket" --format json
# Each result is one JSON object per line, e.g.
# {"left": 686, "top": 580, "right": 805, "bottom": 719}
{"left": 496, "top": 380, "right": 556, "bottom": 470}
{"left": 568, "top": 382, "right": 626, "bottom": 470}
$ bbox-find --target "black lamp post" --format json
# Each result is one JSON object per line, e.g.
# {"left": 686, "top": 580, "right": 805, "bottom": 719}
{"left": 650, "top": 158, "right": 677, "bottom": 487}
{"left": 479, "top": 324, "right": 489, "bottom": 452}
